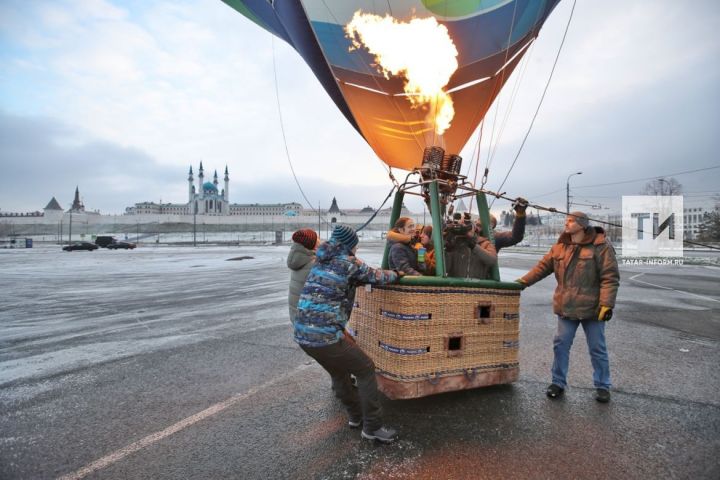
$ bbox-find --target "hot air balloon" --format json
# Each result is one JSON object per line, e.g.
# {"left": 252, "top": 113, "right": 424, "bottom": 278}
{"left": 221, "top": 0, "right": 561, "bottom": 399}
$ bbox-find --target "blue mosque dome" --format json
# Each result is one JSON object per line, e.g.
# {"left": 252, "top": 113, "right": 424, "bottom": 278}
{"left": 203, "top": 181, "right": 218, "bottom": 193}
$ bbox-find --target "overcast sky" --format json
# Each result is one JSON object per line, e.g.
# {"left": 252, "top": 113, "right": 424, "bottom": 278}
{"left": 1, "top": 0, "right": 718, "bottom": 216}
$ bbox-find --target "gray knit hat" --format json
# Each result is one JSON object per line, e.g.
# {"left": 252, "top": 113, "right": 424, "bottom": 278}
{"left": 569, "top": 211, "right": 590, "bottom": 228}
{"left": 331, "top": 225, "right": 359, "bottom": 250}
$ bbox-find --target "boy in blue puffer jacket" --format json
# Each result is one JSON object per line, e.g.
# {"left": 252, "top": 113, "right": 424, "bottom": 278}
{"left": 294, "top": 225, "right": 403, "bottom": 444}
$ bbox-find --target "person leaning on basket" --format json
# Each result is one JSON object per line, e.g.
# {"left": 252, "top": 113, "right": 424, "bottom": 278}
{"left": 294, "top": 225, "right": 404, "bottom": 444}
{"left": 516, "top": 212, "right": 619, "bottom": 403}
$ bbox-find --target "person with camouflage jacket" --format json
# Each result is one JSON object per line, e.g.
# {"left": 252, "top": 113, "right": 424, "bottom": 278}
{"left": 518, "top": 212, "right": 619, "bottom": 403}
{"left": 295, "top": 225, "right": 403, "bottom": 443}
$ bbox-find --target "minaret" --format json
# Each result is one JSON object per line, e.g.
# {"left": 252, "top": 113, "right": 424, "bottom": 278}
{"left": 224, "top": 166, "right": 229, "bottom": 202}
{"left": 213, "top": 169, "right": 219, "bottom": 188}
{"left": 188, "top": 166, "right": 194, "bottom": 202}
{"left": 198, "top": 162, "right": 204, "bottom": 199}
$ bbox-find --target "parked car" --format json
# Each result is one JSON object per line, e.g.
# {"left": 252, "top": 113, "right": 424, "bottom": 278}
{"left": 94, "top": 236, "right": 117, "bottom": 248}
{"left": 62, "top": 242, "right": 99, "bottom": 251}
{"left": 107, "top": 241, "right": 137, "bottom": 250}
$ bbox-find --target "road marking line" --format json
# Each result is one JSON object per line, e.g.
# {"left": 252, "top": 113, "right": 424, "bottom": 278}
{"left": 628, "top": 273, "right": 720, "bottom": 304}
{"left": 57, "top": 363, "right": 312, "bottom": 480}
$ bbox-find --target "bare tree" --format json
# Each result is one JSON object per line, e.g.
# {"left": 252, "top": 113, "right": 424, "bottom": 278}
{"left": 697, "top": 195, "right": 720, "bottom": 242}
{"left": 642, "top": 177, "right": 682, "bottom": 196}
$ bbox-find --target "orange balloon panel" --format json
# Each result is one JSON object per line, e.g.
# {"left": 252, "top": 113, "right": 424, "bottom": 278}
{"left": 337, "top": 49, "right": 525, "bottom": 171}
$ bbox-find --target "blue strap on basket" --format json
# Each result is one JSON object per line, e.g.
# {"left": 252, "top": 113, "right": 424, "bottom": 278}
{"left": 378, "top": 341, "right": 428, "bottom": 355}
{"left": 380, "top": 309, "right": 431, "bottom": 321}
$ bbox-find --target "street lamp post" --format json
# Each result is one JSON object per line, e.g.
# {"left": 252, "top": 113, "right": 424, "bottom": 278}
{"left": 68, "top": 210, "right": 73, "bottom": 244}
{"left": 566, "top": 171, "right": 583, "bottom": 213}
{"left": 193, "top": 202, "right": 197, "bottom": 247}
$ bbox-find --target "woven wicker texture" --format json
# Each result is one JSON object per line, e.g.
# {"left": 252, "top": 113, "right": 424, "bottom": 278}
{"left": 348, "top": 284, "right": 520, "bottom": 380}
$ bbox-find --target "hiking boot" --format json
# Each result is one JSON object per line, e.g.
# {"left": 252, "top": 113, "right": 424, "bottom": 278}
{"left": 546, "top": 384, "right": 565, "bottom": 399}
{"left": 595, "top": 388, "right": 610, "bottom": 403}
{"left": 348, "top": 416, "right": 362, "bottom": 429}
{"left": 361, "top": 426, "right": 398, "bottom": 444}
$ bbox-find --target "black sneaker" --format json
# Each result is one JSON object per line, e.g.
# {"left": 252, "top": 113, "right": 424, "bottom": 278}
{"left": 546, "top": 384, "right": 565, "bottom": 399}
{"left": 595, "top": 388, "right": 610, "bottom": 403}
{"left": 348, "top": 416, "right": 362, "bottom": 429}
{"left": 361, "top": 426, "right": 398, "bottom": 444}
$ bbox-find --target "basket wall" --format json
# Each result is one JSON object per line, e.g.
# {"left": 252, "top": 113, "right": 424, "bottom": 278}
{"left": 348, "top": 284, "right": 520, "bottom": 382}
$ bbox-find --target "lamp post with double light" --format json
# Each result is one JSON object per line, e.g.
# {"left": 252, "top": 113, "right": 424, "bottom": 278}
{"left": 566, "top": 171, "right": 583, "bottom": 213}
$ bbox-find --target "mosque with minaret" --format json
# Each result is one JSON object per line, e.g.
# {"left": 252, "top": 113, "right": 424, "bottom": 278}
{"left": 125, "top": 162, "right": 301, "bottom": 216}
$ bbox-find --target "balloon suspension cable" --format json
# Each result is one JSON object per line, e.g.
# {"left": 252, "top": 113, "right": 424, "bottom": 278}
{"left": 356, "top": 184, "right": 397, "bottom": 233}
{"left": 491, "top": 0, "right": 577, "bottom": 209}
{"left": 271, "top": 36, "right": 332, "bottom": 227}
{"left": 479, "top": 187, "right": 720, "bottom": 251}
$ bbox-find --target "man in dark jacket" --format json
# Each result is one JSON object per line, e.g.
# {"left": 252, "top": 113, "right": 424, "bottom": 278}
{"left": 476, "top": 197, "right": 528, "bottom": 252}
{"left": 295, "top": 225, "right": 402, "bottom": 443}
{"left": 518, "top": 212, "right": 619, "bottom": 403}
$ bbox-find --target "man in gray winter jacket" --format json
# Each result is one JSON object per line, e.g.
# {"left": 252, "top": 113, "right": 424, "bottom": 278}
{"left": 287, "top": 228, "right": 318, "bottom": 323}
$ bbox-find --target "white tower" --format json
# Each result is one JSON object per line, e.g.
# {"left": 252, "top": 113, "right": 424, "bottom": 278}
{"left": 188, "top": 166, "right": 194, "bottom": 202}
{"left": 224, "top": 166, "right": 229, "bottom": 202}
{"left": 198, "top": 162, "right": 204, "bottom": 200}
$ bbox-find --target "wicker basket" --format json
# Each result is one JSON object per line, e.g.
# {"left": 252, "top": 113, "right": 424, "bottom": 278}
{"left": 348, "top": 283, "right": 520, "bottom": 399}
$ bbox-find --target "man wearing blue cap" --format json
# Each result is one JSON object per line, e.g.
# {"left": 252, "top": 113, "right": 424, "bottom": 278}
{"left": 294, "top": 225, "right": 403, "bottom": 444}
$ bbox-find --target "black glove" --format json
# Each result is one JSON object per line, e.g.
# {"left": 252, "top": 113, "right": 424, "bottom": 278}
{"left": 512, "top": 197, "right": 528, "bottom": 215}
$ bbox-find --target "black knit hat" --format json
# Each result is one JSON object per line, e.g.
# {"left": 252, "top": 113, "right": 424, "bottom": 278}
{"left": 331, "top": 225, "right": 359, "bottom": 250}
{"left": 292, "top": 228, "right": 317, "bottom": 250}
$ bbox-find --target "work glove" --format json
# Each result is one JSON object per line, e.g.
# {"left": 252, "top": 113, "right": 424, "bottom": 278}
{"left": 512, "top": 197, "right": 529, "bottom": 215}
{"left": 598, "top": 306, "right": 613, "bottom": 322}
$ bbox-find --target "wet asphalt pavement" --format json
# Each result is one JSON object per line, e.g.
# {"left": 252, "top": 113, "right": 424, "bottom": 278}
{"left": 0, "top": 245, "right": 718, "bottom": 479}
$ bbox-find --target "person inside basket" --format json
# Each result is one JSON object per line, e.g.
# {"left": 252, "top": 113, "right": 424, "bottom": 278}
{"left": 417, "top": 225, "right": 436, "bottom": 276}
{"left": 287, "top": 228, "right": 319, "bottom": 325}
{"left": 475, "top": 196, "right": 528, "bottom": 252}
{"left": 294, "top": 225, "right": 404, "bottom": 444}
{"left": 516, "top": 212, "right": 619, "bottom": 403}
{"left": 444, "top": 212, "right": 497, "bottom": 279}
{"left": 387, "top": 217, "right": 423, "bottom": 276}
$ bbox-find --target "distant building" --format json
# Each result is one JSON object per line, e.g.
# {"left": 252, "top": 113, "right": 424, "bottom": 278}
{"left": 684, "top": 205, "right": 712, "bottom": 240}
{"left": 124, "top": 163, "right": 302, "bottom": 217}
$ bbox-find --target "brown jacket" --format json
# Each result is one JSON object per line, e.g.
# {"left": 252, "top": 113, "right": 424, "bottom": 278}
{"left": 521, "top": 227, "right": 619, "bottom": 320}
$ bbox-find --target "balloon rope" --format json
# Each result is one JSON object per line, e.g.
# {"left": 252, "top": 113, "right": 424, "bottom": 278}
{"left": 491, "top": 0, "right": 577, "bottom": 209}
{"left": 272, "top": 35, "right": 404, "bottom": 234}
{"left": 271, "top": 36, "right": 332, "bottom": 226}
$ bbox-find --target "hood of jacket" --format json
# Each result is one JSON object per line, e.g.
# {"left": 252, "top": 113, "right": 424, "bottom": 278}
{"left": 557, "top": 226, "right": 606, "bottom": 246}
{"left": 287, "top": 242, "right": 315, "bottom": 271}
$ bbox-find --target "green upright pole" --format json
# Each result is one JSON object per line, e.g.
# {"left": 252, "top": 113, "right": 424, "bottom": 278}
{"left": 476, "top": 192, "right": 500, "bottom": 281}
{"left": 429, "top": 181, "right": 446, "bottom": 277}
{"left": 381, "top": 190, "right": 405, "bottom": 269}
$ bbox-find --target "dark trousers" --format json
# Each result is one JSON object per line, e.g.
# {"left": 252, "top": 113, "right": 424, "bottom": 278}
{"left": 300, "top": 338, "right": 382, "bottom": 432}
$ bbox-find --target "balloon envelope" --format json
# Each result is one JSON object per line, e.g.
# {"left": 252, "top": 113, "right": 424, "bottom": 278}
{"left": 222, "top": 0, "right": 560, "bottom": 171}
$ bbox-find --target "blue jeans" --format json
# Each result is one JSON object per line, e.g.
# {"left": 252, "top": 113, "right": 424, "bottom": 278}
{"left": 551, "top": 315, "right": 611, "bottom": 390}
